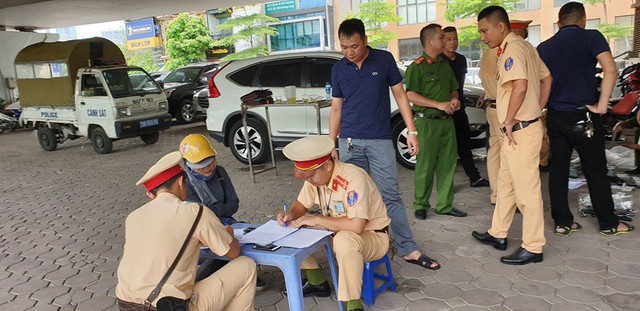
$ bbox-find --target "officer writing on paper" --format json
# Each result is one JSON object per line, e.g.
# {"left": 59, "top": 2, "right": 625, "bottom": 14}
{"left": 277, "top": 135, "right": 391, "bottom": 311}
{"left": 116, "top": 151, "right": 257, "bottom": 311}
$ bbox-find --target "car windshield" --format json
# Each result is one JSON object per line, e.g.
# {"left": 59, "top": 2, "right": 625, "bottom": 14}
{"left": 164, "top": 67, "right": 202, "bottom": 83}
{"left": 103, "top": 68, "right": 162, "bottom": 98}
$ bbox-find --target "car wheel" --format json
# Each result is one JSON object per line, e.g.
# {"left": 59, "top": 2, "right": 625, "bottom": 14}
{"left": 90, "top": 127, "right": 113, "bottom": 154}
{"left": 140, "top": 132, "right": 160, "bottom": 144}
{"left": 229, "top": 118, "right": 270, "bottom": 164}
{"left": 391, "top": 119, "right": 416, "bottom": 170}
{"left": 38, "top": 127, "right": 58, "bottom": 151}
{"left": 177, "top": 99, "right": 196, "bottom": 124}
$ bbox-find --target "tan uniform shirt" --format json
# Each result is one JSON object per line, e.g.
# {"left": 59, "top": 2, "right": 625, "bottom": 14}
{"left": 116, "top": 193, "right": 233, "bottom": 305}
{"left": 479, "top": 47, "right": 499, "bottom": 100}
{"left": 297, "top": 161, "right": 390, "bottom": 231}
{"left": 496, "top": 32, "right": 551, "bottom": 123}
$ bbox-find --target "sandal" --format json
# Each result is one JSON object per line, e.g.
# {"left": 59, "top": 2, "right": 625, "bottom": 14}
{"left": 404, "top": 254, "right": 440, "bottom": 270}
{"left": 599, "top": 221, "right": 635, "bottom": 236}
{"left": 554, "top": 222, "right": 582, "bottom": 236}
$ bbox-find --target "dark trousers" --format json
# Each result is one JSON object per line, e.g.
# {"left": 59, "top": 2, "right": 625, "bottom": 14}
{"left": 453, "top": 108, "right": 481, "bottom": 181}
{"left": 547, "top": 108, "right": 619, "bottom": 230}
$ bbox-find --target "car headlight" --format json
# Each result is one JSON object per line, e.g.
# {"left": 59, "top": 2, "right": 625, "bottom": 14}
{"left": 117, "top": 107, "right": 130, "bottom": 117}
{"left": 158, "top": 101, "right": 168, "bottom": 110}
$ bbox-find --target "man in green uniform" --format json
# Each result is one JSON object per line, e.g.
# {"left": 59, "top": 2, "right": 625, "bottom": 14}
{"left": 406, "top": 23, "right": 467, "bottom": 220}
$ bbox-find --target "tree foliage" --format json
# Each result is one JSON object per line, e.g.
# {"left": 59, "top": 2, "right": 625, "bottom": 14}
{"left": 164, "top": 13, "right": 213, "bottom": 70}
{"left": 349, "top": 0, "right": 402, "bottom": 48}
{"left": 444, "top": 0, "right": 517, "bottom": 47}
{"left": 598, "top": 23, "right": 633, "bottom": 40}
{"left": 118, "top": 44, "right": 158, "bottom": 73}
{"left": 212, "top": 13, "right": 280, "bottom": 61}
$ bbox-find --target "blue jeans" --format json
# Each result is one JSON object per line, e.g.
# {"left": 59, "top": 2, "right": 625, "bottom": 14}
{"left": 339, "top": 138, "right": 418, "bottom": 256}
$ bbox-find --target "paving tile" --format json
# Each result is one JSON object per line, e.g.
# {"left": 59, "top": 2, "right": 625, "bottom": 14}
{"left": 512, "top": 280, "right": 556, "bottom": 297}
{"left": 31, "top": 285, "right": 71, "bottom": 303}
{"left": 481, "top": 262, "right": 520, "bottom": 277}
{"left": 560, "top": 271, "right": 605, "bottom": 289}
{"left": 452, "top": 306, "right": 490, "bottom": 311}
{"left": 603, "top": 293, "right": 640, "bottom": 310}
{"left": 556, "top": 286, "right": 603, "bottom": 303}
{"left": 565, "top": 258, "right": 607, "bottom": 273}
{"left": 10, "top": 278, "right": 49, "bottom": 295}
{"left": 460, "top": 288, "right": 504, "bottom": 306}
{"left": 608, "top": 262, "right": 640, "bottom": 278}
{"left": 472, "top": 275, "right": 512, "bottom": 291}
{"left": 1, "top": 296, "right": 37, "bottom": 311}
{"left": 0, "top": 290, "right": 16, "bottom": 304}
{"left": 550, "top": 302, "right": 597, "bottom": 311}
{"left": 608, "top": 239, "right": 640, "bottom": 251}
{"left": 365, "top": 291, "right": 407, "bottom": 310}
{"left": 432, "top": 270, "right": 473, "bottom": 284}
{"left": 606, "top": 276, "right": 640, "bottom": 293}
{"left": 423, "top": 283, "right": 462, "bottom": 300}
{"left": 519, "top": 266, "right": 560, "bottom": 282}
{"left": 444, "top": 297, "right": 468, "bottom": 308}
{"left": 504, "top": 295, "right": 551, "bottom": 311}
{"left": 75, "top": 295, "right": 115, "bottom": 311}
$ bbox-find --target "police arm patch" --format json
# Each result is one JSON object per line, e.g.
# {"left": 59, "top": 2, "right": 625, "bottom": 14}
{"left": 346, "top": 190, "right": 359, "bottom": 207}
{"left": 504, "top": 57, "right": 513, "bottom": 71}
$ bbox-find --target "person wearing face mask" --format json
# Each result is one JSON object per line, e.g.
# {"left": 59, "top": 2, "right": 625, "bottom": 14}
{"left": 179, "top": 134, "right": 267, "bottom": 289}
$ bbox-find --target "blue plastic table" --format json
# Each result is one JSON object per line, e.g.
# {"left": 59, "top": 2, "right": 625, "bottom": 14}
{"left": 202, "top": 223, "right": 345, "bottom": 311}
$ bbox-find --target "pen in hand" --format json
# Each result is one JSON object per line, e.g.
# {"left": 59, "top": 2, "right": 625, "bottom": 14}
{"left": 283, "top": 201, "right": 289, "bottom": 228}
{"left": 223, "top": 217, "right": 230, "bottom": 226}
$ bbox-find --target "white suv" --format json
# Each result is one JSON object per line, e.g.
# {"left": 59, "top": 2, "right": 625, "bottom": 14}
{"left": 205, "top": 51, "right": 487, "bottom": 169}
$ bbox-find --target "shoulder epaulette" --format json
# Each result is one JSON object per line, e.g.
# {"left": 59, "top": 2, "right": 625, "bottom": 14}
{"left": 414, "top": 57, "right": 424, "bottom": 64}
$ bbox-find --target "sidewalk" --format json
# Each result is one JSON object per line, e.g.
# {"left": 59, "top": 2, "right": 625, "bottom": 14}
{"left": 0, "top": 123, "right": 638, "bottom": 311}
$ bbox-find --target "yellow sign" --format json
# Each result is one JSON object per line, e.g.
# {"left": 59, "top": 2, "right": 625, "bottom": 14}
{"left": 126, "top": 37, "right": 161, "bottom": 51}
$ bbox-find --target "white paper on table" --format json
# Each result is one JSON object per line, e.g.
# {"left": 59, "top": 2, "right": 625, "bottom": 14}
{"left": 238, "top": 220, "right": 299, "bottom": 245}
{"left": 273, "top": 228, "right": 333, "bottom": 248}
{"left": 233, "top": 229, "right": 245, "bottom": 239}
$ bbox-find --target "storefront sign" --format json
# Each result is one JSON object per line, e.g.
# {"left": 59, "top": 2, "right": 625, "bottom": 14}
{"left": 265, "top": 0, "right": 297, "bottom": 14}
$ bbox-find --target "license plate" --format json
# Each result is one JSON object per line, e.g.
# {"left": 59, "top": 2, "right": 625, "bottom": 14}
{"left": 140, "top": 119, "right": 159, "bottom": 128}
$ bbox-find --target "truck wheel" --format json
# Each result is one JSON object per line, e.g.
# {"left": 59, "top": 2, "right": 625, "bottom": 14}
{"left": 90, "top": 127, "right": 113, "bottom": 154}
{"left": 391, "top": 119, "right": 416, "bottom": 170}
{"left": 177, "top": 99, "right": 196, "bottom": 124}
{"left": 38, "top": 127, "right": 58, "bottom": 151}
{"left": 140, "top": 132, "right": 160, "bottom": 144}
{"left": 229, "top": 118, "right": 270, "bottom": 164}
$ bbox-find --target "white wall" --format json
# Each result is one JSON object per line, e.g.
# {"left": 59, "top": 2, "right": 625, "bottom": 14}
{"left": 0, "top": 31, "right": 59, "bottom": 104}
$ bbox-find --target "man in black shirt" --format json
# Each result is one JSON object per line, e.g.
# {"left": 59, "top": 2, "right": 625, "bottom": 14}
{"left": 441, "top": 26, "right": 489, "bottom": 188}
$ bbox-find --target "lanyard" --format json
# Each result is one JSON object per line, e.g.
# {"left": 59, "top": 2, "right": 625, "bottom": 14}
{"left": 316, "top": 187, "right": 333, "bottom": 216}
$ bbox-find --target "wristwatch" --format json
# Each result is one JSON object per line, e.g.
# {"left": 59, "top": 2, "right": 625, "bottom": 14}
{"left": 407, "top": 130, "right": 418, "bottom": 136}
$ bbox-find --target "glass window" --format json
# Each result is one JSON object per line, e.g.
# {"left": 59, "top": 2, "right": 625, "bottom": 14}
{"left": 527, "top": 25, "right": 541, "bottom": 47}
{"left": 163, "top": 67, "right": 201, "bottom": 83}
{"left": 586, "top": 19, "right": 600, "bottom": 30}
{"left": 81, "top": 74, "right": 107, "bottom": 97}
{"left": 103, "top": 68, "right": 162, "bottom": 98}
{"left": 398, "top": 38, "right": 423, "bottom": 63}
{"left": 34, "top": 63, "right": 51, "bottom": 79}
{"left": 16, "top": 64, "right": 34, "bottom": 79}
{"left": 300, "top": 0, "right": 325, "bottom": 9}
{"left": 512, "top": 0, "right": 540, "bottom": 11}
{"left": 258, "top": 60, "right": 303, "bottom": 87}
{"left": 458, "top": 40, "right": 483, "bottom": 68}
{"left": 554, "top": 0, "right": 573, "bottom": 7}
{"left": 50, "top": 63, "right": 68, "bottom": 78}
{"left": 308, "top": 57, "right": 338, "bottom": 87}
{"left": 229, "top": 65, "right": 259, "bottom": 86}
{"left": 614, "top": 15, "right": 633, "bottom": 56}
{"left": 398, "top": 0, "right": 435, "bottom": 25}
{"left": 270, "top": 19, "right": 322, "bottom": 52}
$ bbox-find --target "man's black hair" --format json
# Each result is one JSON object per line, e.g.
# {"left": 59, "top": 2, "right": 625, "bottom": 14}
{"left": 419, "top": 23, "right": 442, "bottom": 47}
{"left": 559, "top": 2, "right": 585, "bottom": 25}
{"left": 477, "top": 6, "right": 511, "bottom": 31}
{"left": 338, "top": 18, "right": 366, "bottom": 39}
{"left": 443, "top": 26, "right": 457, "bottom": 33}
{"left": 149, "top": 171, "right": 185, "bottom": 196}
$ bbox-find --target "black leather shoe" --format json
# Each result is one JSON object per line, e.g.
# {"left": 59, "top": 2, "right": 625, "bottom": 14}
{"left": 283, "top": 279, "right": 331, "bottom": 297}
{"left": 500, "top": 247, "right": 543, "bottom": 265}
{"left": 437, "top": 208, "right": 467, "bottom": 217}
{"left": 470, "top": 177, "right": 490, "bottom": 187}
{"left": 472, "top": 231, "right": 507, "bottom": 250}
{"left": 415, "top": 209, "right": 427, "bottom": 220}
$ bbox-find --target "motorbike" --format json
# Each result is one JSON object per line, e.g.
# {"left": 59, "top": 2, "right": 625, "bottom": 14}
{"left": 0, "top": 109, "right": 20, "bottom": 134}
{"left": 601, "top": 63, "right": 640, "bottom": 139}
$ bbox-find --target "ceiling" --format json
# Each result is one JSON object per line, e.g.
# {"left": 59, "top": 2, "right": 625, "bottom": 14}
{"left": 0, "top": 0, "right": 258, "bottom": 29}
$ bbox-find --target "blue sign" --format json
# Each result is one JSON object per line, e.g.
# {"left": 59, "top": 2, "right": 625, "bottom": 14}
{"left": 125, "top": 18, "right": 156, "bottom": 41}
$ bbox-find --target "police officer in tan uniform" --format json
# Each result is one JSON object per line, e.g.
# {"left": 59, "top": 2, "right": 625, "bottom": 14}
{"left": 278, "top": 135, "right": 391, "bottom": 311}
{"left": 472, "top": 6, "right": 552, "bottom": 265}
{"left": 116, "top": 151, "right": 257, "bottom": 311}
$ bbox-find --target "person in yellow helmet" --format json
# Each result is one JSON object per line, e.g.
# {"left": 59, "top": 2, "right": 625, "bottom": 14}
{"left": 180, "top": 134, "right": 240, "bottom": 224}
{"left": 180, "top": 134, "right": 269, "bottom": 288}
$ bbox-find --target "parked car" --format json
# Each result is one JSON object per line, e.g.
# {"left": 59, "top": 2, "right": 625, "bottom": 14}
{"left": 162, "top": 63, "right": 219, "bottom": 123}
{"left": 192, "top": 88, "right": 210, "bottom": 121}
{"left": 150, "top": 70, "right": 171, "bottom": 83}
{"left": 205, "top": 51, "right": 487, "bottom": 169}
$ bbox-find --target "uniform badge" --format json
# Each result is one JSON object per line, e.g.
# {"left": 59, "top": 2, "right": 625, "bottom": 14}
{"left": 426, "top": 57, "right": 433, "bottom": 65}
{"left": 334, "top": 201, "right": 345, "bottom": 213}
{"left": 504, "top": 57, "right": 513, "bottom": 71}
{"left": 332, "top": 176, "right": 349, "bottom": 191}
{"left": 347, "top": 191, "right": 358, "bottom": 207}
{"left": 414, "top": 57, "right": 424, "bottom": 64}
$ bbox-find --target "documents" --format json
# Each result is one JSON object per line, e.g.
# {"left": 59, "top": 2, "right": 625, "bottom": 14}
{"left": 238, "top": 220, "right": 299, "bottom": 245}
{"left": 273, "top": 228, "right": 333, "bottom": 248}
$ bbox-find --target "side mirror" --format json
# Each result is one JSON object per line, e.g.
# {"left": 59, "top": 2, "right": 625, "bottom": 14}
{"left": 199, "top": 77, "right": 209, "bottom": 85}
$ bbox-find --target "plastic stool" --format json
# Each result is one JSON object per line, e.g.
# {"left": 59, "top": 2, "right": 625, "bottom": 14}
{"left": 361, "top": 254, "right": 396, "bottom": 305}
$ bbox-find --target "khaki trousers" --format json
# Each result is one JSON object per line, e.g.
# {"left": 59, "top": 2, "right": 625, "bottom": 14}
{"left": 488, "top": 122, "right": 546, "bottom": 254}
{"left": 486, "top": 106, "right": 503, "bottom": 204}
{"left": 301, "top": 231, "right": 389, "bottom": 301}
{"left": 192, "top": 256, "right": 257, "bottom": 311}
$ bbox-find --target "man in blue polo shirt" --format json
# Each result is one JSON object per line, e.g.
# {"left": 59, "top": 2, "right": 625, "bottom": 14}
{"left": 329, "top": 18, "right": 440, "bottom": 270}
{"left": 537, "top": 2, "right": 634, "bottom": 236}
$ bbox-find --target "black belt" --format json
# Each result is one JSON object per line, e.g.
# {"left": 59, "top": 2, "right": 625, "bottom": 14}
{"left": 484, "top": 99, "right": 496, "bottom": 108}
{"left": 374, "top": 226, "right": 389, "bottom": 234}
{"left": 500, "top": 118, "right": 539, "bottom": 133}
{"left": 415, "top": 112, "right": 450, "bottom": 120}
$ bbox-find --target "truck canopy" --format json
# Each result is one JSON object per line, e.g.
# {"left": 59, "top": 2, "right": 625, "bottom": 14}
{"left": 15, "top": 37, "right": 125, "bottom": 107}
